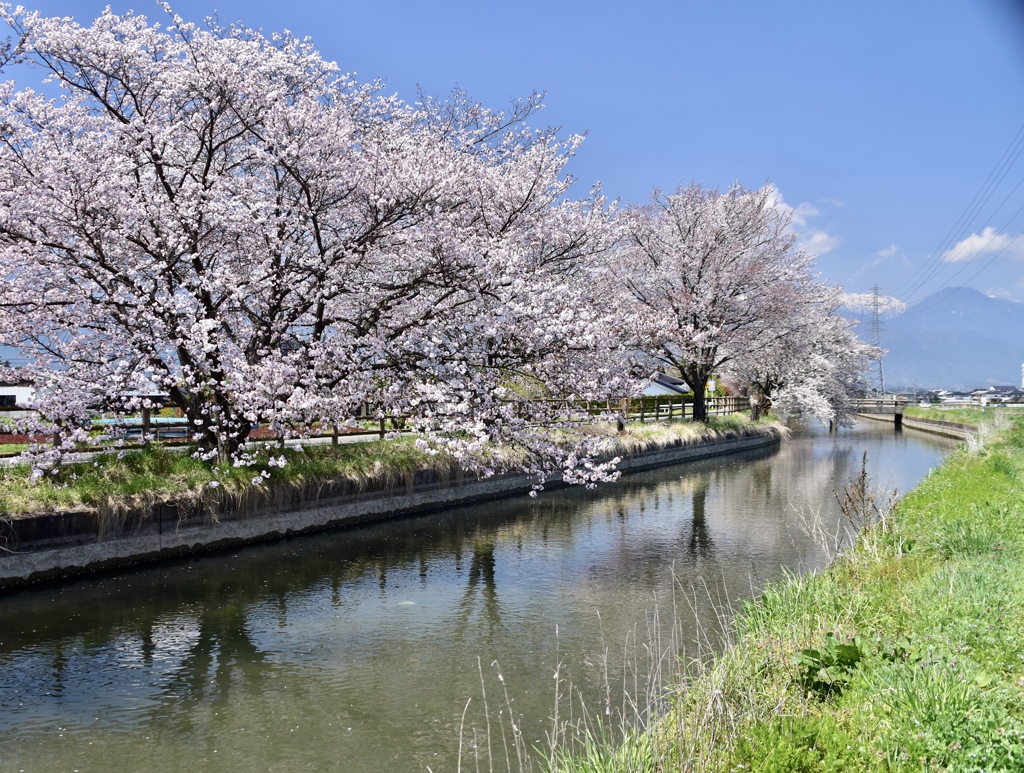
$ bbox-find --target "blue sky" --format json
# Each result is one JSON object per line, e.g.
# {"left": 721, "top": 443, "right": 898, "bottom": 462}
{"left": 6, "top": 0, "right": 1024, "bottom": 305}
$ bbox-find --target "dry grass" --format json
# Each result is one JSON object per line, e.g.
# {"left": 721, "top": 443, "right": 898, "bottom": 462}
{"left": 600, "top": 415, "right": 781, "bottom": 457}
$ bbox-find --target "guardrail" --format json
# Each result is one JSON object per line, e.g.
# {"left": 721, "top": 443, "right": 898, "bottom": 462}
{"left": 852, "top": 397, "right": 908, "bottom": 428}
{"left": 852, "top": 398, "right": 907, "bottom": 414}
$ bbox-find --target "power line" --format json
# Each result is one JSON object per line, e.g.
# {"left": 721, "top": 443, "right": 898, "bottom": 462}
{"left": 890, "top": 119, "right": 1024, "bottom": 297}
{"left": 900, "top": 170, "right": 1024, "bottom": 305}
{"left": 889, "top": 120, "right": 1024, "bottom": 303}
{"left": 901, "top": 196, "right": 1024, "bottom": 312}
{"left": 902, "top": 229, "right": 1024, "bottom": 316}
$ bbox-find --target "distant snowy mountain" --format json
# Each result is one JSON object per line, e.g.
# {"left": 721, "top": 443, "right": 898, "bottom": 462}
{"left": 846, "top": 287, "right": 1024, "bottom": 391}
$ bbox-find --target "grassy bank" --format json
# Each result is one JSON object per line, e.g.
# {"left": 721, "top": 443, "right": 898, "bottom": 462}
{"left": 904, "top": 405, "right": 1017, "bottom": 427}
{"left": 571, "top": 414, "right": 1024, "bottom": 771}
{"left": 0, "top": 415, "right": 770, "bottom": 519}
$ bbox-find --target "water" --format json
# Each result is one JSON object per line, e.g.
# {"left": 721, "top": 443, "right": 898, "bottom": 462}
{"left": 0, "top": 421, "right": 955, "bottom": 772}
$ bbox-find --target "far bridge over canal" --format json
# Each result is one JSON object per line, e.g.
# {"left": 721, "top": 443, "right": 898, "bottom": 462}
{"left": 853, "top": 397, "right": 908, "bottom": 429}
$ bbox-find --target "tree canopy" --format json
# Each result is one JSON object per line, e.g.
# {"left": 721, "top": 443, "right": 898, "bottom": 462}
{"left": 0, "top": 5, "right": 873, "bottom": 483}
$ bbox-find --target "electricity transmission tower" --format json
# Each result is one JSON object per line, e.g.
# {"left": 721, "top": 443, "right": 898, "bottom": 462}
{"left": 869, "top": 285, "right": 885, "bottom": 396}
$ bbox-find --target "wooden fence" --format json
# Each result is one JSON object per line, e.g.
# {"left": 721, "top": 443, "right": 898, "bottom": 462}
{"left": 616, "top": 394, "right": 748, "bottom": 423}
{"left": 363, "top": 395, "right": 750, "bottom": 437}
{"left": 1, "top": 394, "right": 752, "bottom": 449}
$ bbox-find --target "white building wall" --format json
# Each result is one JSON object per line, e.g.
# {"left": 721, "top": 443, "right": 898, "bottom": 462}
{"left": 0, "top": 384, "right": 36, "bottom": 407}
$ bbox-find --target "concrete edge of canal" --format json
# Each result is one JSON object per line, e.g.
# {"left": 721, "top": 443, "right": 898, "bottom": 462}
{"left": 856, "top": 412, "right": 977, "bottom": 440}
{"left": 0, "top": 428, "right": 782, "bottom": 590}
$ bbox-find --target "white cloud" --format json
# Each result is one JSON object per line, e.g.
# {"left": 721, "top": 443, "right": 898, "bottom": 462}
{"left": 792, "top": 202, "right": 819, "bottom": 228}
{"left": 766, "top": 185, "right": 840, "bottom": 257}
{"left": 942, "top": 227, "right": 1024, "bottom": 263}
{"left": 851, "top": 257, "right": 883, "bottom": 279}
{"left": 802, "top": 230, "right": 840, "bottom": 255}
{"left": 852, "top": 245, "right": 899, "bottom": 277}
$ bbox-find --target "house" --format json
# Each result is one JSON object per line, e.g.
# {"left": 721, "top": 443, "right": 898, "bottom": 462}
{"left": 974, "top": 385, "right": 1024, "bottom": 403}
{"left": 936, "top": 390, "right": 974, "bottom": 405}
{"left": 0, "top": 380, "right": 35, "bottom": 408}
{"left": 642, "top": 373, "right": 692, "bottom": 397}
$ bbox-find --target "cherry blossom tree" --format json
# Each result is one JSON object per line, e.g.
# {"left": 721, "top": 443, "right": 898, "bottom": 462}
{"left": 0, "top": 5, "right": 413, "bottom": 461}
{"left": 725, "top": 284, "right": 876, "bottom": 426}
{"left": 614, "top": 183, "right": 816, "bottom": 421}
{"left": 0, "top": 5, "right": 628, "bottom": 480}
{"left": 359, "top": 92, "right": 633, "bottom": 485}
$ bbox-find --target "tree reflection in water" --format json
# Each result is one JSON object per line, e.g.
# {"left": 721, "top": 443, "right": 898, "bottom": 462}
{"left": 688, "top": 481, "right": 714, "bottom": 558}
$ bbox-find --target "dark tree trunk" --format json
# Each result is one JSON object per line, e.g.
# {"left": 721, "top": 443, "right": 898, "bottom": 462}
{"left": 691, "top": 388, "right": 708, "bottom": 422}
{"left": 680, "top": 362, "right": 712, "bottom": 422}
{"left": 169, "top": 386, "right": 247, "bottom": 464}
{"left": 750, "top": 392, "right": 770, "bottom": 422}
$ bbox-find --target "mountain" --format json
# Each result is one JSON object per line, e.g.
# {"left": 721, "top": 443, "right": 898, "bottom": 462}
{"left": 888, "top": 286, "right": 1024, "bottom": 343}
{"left": 849, "top": 287, "right": 1024, "bottom": 391}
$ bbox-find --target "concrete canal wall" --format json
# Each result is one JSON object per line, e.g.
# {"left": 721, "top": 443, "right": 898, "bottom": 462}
{"left": 857, "top": 412, "right": 977, "bottom": 440}
{"left": 0, "top": 428, "right": 781, "bottom": 590}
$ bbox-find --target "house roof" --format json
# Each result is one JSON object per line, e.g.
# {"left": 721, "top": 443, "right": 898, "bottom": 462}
{"left": 648, "top": 373, "right": 690, "bottom": 395}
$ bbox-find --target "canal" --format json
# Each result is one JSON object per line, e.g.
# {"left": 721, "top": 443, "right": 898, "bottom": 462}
{"left": 0, "top": 420, "right": 956, "bottom": 772}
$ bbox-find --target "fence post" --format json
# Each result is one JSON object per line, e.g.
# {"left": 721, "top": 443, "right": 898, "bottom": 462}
{"left": 379, "top": 417, "right": 386, "bottom": 439}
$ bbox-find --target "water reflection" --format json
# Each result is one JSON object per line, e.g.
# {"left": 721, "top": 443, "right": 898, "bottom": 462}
{"left": 689, "top": 481, "right": 713, "bottom": 557}
{"left": 0, "top": 422, "right": 954, "bottom": 772}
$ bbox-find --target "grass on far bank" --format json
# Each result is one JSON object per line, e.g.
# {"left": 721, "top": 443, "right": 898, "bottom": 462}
{"left": 904, "top": 404, "right": 1019, "bottom": 427}
{"left": 0, "top": 413, "right": 774, "bottom": 519}
{"left": 556, "top": 413, "right": 1024, "bottom": 771}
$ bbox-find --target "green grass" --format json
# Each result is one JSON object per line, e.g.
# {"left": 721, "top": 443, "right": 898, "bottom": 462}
{"left": 0, "top": 438, "right": 465, "bottom": 517}
{"left": 0, "top": 414, "right": 775, "bottom": 519}
{"left": 904, "top": 404, "right": 1016, "bottom": 427}
{"left": 550, "top": 412, "right": 1024, "bottom": 772}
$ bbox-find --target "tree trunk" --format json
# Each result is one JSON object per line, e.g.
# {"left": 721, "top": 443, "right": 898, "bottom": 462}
{"left": 679, "top": 362, "right": 712, "bottom": 422}
{"left": 692, "top": 388, "right": 708, "bottom": 422}
{"left": 750, "top": 390, "right": 767, "bottom": 422}
{"left": 173, "top": 390, "right": 247, "bottom": 465}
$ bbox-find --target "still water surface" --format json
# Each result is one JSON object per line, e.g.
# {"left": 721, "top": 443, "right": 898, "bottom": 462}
{"left": 0, "top": 422, "right": 955, "bottom": 772}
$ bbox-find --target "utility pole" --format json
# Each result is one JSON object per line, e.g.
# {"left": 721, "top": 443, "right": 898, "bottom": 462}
{"left": 869, "top": 284, "right": 885, "bottom": 396}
